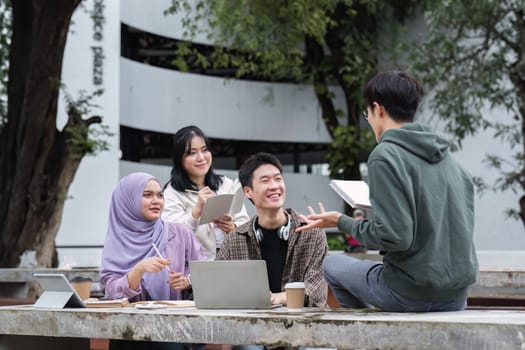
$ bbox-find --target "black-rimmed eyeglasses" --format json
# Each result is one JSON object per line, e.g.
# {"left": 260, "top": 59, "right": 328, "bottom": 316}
{"left": 362, "top": 109, "right": 368, "bottom": 121}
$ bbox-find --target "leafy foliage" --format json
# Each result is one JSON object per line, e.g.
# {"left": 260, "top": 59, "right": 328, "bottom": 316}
{"left": 167, "top": 0, "right": 347, "bottom": 81}
{"left": 410, "top": 0, "right": 525, "bottom": 220}
{"left": 327, "top": 233, "right": 346, "bottom": 250}
{"left": 63, "top": 88, "right": 113, "bottom": 159}
{"left": 66, "top": 122, "right": 112, "bottom": 159}
{"left": 328, "top": 125, "right": 375, "bottom": 179}
{"left": 63, "top": 87, "right": 103, "bottom": 117}
{"left": 166, "top": 0, "right": 419, "bottom": 179}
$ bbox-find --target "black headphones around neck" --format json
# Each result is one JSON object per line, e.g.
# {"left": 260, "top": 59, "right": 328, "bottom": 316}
{"left": 253, "top": 214, "right": 292, "bottom": 243}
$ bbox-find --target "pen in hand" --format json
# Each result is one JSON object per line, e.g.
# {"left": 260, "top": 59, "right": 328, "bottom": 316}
{"left": 151, "top": 243, "right": 170, "bottom": 271}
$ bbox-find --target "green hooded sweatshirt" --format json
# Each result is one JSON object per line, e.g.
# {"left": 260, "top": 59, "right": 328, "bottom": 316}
{"left": 339, "top": 123, "right": 479, "bottom": 302}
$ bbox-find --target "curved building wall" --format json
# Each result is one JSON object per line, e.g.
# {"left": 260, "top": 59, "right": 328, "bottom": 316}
{"left": 121, "top": 0, "right": 214, "bottom": 45}
{"left": 120, "top": 58, "right": 337, "bottom": 142}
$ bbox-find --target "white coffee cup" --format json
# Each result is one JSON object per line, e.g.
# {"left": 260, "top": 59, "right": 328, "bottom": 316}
{"left": 285, "top": 282, "right": 305, "bottom": 310}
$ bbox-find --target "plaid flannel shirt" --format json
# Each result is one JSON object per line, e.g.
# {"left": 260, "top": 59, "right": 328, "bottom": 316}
{"left": 217, "top": 208, "right": 328, "bottom": 307}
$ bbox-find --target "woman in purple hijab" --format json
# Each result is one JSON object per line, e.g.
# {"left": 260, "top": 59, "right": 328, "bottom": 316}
{"left": 100, "top": 172, "right": 206, "bottom": 302}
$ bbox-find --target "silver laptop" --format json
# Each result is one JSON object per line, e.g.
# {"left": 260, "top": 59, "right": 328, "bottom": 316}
{"left": 189, "top": 260, "right": 278, "bottom": 309}
{"left": 33, "top": 273, "right": 85, "bottom": 308}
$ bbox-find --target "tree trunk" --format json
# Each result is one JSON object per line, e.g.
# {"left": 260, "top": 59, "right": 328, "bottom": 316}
{"left": 304, "top": 36, "right": 339, "bottom": 138}
{"left": 323, "top": 2, "right": 376, "bottom": 181}
{"left": 0, "top": 0, "right": 93, "bottom": 268}
{"left": 304, "top": 36, "right": 361, "bottom": 180}
{"left": 304, "top": 19, "right": 365, "bottom": 181}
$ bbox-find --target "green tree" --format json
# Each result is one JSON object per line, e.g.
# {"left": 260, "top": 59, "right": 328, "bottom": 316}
{"left": 0, "top": 0, "right": 111, "bottom": 267}
{"left": 166, "top": 0, "right": 417, "bottom": 179}
{"left": 410, "top": 0, "right": 525, "bottom": 224}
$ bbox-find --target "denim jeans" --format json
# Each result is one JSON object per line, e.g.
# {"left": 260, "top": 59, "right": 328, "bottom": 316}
{"left": 322, "top": 253, "right": 467, "bottom": 312}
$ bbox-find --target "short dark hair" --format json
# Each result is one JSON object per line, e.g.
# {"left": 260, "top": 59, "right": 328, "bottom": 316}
{"left": 363, "top": 70, "right": 424, "bottom": 122}
{"left": 166, "top": 125, "right": 223, "bottom": 192}
{"left": 239, "top": 152, "right": 283, "bottom": 189}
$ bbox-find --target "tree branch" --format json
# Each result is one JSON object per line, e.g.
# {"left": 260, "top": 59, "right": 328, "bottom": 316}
{"left": 85, "top": 115, "right": 102, "bottom": 126}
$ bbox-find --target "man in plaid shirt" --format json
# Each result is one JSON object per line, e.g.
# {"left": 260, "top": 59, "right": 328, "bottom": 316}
{"left": 217, "top": 152, "right": 328, "bottom": 307}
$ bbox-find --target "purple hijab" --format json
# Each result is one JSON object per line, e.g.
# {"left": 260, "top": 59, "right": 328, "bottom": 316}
{"left": 100, "top": 172, "right": 170, "bottom": 300}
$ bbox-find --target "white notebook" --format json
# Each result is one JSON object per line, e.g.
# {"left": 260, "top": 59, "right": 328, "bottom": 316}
{"left": 199, "top": 187, "right": 244, "bottom": 224}
{"left": 329, "top": 180, "right": 371, "bottom": 208}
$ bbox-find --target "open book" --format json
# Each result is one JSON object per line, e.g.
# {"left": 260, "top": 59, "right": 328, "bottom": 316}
{"left": 329, "top": 180, "right": 371, "bottom": 208}
{"left": 199, "top": 186, "right": 244, "bottom": 224}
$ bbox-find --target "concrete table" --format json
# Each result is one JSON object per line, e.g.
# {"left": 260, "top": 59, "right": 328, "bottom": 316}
{"left": 0, "top": 305, "right": 524, "bottom": 349}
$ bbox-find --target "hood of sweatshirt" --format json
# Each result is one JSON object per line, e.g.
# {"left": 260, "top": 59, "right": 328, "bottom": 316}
{"left": 378, "top": 123, "right": 449, "bottom": 164}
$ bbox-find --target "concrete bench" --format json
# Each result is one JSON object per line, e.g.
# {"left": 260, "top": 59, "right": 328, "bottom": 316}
{"left": 0, "top": 305, "right": 524, "bottom": 349}
{"left": 0, "top": 268, "right": 101, "bottom": 300}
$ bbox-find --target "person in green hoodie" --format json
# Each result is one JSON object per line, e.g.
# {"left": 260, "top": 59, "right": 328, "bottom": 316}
{"left": 297, "top": 70, "right": 479, "bottom": 312}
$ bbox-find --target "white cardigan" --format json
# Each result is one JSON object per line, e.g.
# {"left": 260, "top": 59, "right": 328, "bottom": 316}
{"left": 162, "top": 176, "right": 250, "bottom": 260}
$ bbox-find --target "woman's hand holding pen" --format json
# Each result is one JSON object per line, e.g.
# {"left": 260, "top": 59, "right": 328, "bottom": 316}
{"left": 128, "top": 256, "right": 170, "bottom": 290}
{"left": 168, "top": 271, "right": 191, "bottom": 290}
{"left": 191, "top": 186, "right": 215, "bottom": 219}
{"left": 137, "top": 256, "right": 170, "bottom": 273}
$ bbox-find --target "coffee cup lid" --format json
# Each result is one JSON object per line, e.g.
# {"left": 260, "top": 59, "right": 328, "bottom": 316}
{"left": 285, "top": 282, "right": 305, "bottom": 289}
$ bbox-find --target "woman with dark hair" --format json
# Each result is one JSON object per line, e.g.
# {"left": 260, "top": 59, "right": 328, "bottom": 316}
{"left": 162, "top": 125, "right": 250, "bottom": 259}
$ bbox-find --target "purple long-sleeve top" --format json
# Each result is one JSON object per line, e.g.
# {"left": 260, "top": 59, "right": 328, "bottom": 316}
{"left": 102, "top": 222, "right": 206, "bottom": 301}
